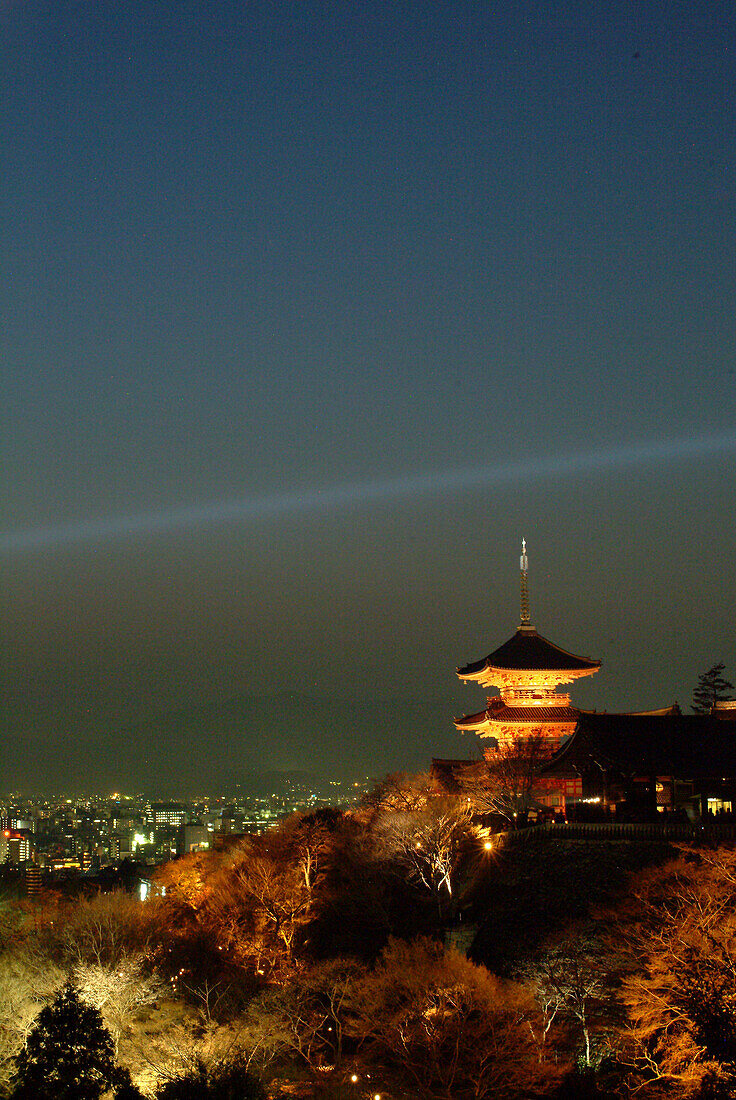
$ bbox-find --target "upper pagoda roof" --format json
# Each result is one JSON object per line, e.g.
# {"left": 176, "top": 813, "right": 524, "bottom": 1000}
{"left": 458, "top": 627, "right": 601, "bottom": 678}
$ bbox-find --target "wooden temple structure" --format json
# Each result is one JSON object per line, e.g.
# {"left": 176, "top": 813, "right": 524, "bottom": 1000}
{"left": 446, "top": 542, "right": 736, "bottom": 820}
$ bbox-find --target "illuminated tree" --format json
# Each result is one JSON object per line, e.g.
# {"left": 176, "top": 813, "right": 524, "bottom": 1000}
{"left": 692, "top": 663, "right": 734, "bottom": 714}
{"left": 529, "top": 930, "right": 613, "bottom": 1069}
{"left": 152, "top": 851, "right": 214, "bottom": 913}
{"left": 614, "top": 850, "right": 736, "bottom": 1093}
{"left": 303, "top": 814, "right": 418, "bottom": 959}
{"left": 46, "top": 889, "right": 164, "bottom": 1055}
{"left": 247, "top": 958, "right": 358, "bottom": 1070}
{"left": 12, "top": 983, "right": 122, "bottom": 1100}
{"left": 363, "top": 771, "right": 485, "bottom": 921}
{"left": 373, "top": 796, "right": 478, "bottom": 921}
{"left": 346, "top": 936, "right": 561, "bottom": 1099}
{"left": 363, "top": 770, "right": 433, "bottom": 814}
{"left": 0, "top": 947, "right": 66, "bottom": 1092}
{"left": 228, "top": 839, "right": 312, "bottom": 966}
{"left": 284, "top": 807, "right": 342, "bottom": 893}
{"left": 459, "top": 734, "right": 550, "bottom": 826}
{"left": 73, "top": 955, "right": 164, "bottom": 1054}
{"left": 60, "top": 889, "right": 153, "bottom": 968}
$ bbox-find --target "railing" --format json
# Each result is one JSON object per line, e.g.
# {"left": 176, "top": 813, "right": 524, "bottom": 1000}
{"left": 499, "top": 821, "right": 736, "bottom": 843}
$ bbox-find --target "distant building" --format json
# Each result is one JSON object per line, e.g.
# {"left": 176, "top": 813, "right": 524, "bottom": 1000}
{"left": 0, "top": 829, "right": 33, "bottom": 864}
{"left": 110, "top": 833, "right": 133, "bottom": 861}
{"left": 180, "top": 823, "right": 210, "bottom": 854}
{"left": 109, "top": 814, "right": 140, "bottom": 834}
{"left": 150, "top": 802, "right": 187, "bottom": 827}
{"left": 0, "top": 811, "right": 34, "bottom": 833}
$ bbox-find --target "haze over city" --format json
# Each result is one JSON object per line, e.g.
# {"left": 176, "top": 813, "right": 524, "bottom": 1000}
{"left": 1, "top": 1, "right": 734, "bottom": 793}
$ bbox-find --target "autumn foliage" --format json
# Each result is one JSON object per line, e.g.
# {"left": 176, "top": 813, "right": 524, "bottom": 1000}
{"left": 3, "top": 777, "right": 736, "bottom": 1098}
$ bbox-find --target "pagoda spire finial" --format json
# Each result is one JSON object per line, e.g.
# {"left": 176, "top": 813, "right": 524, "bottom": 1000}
{"left": 519, "top": 538, "right": 532, "bottom": 628}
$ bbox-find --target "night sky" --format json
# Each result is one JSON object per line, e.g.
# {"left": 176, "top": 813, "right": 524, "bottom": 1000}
{"left": 1, "top": 1, "right": 734, "bottom": 794}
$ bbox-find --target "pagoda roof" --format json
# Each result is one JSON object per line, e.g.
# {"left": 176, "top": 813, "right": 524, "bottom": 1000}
{"left": 455, "top": 710, "right": 491, "bottom": 730}
{"left": 455, "top": 704, "right": 580, "bottom": 729}
{"left": 540, "top": 711, "right": 736, "bottom": 778}
{"left": 457, "top": 628, "right": 601, "bottom": 677}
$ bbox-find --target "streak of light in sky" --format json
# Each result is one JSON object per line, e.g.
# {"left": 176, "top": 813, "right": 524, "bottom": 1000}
{"left": 2, "top": 433, "right": 735, "bottom": 554}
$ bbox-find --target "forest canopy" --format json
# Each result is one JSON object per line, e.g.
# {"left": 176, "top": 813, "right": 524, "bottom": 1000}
{"left": 2, "top": 774, "right": 735, "bottom": 1098}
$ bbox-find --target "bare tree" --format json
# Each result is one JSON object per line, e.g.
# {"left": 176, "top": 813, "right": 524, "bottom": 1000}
{"left": 459, "top": 734, "right": 551, "bottom": 826}
{"left": 233, "top": 852, "right": 310, "bottom": 962}
{"left": 60, "top": 890, "right": 153, "bottom": 969}
{"left": 73, "top": 955, "right": 164, "bottom": 1054}
{"left": 0, "top": 950, "right": 66, "bottom": 1092}
{"left": 371, "top": 794, "right": 482, "bottom": 922}
{"left": 246, "top": 958, "right": 358, "bottom": 1072}
{"left": 612, "top": 849, "right": 736, "bottom": 1093}
{"left": 345, "top": 936, "right": 562, "bottom": 1099}
{"left": 362, "top": 771, "right": 433, "bottom": 815}
{"left": 531, "top": 932, "right": 611, "bottom": 1068}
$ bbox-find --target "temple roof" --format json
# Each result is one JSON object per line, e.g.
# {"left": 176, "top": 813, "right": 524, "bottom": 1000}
{"left": 430, "top": 758, "right": 474, "bottom": 793}
{"left": 454, "top": 709, "right": 489, "bottom": 730}
{"left": 457, "top": 628, "right": 601, "bottom": 677}
{"left": 540, "top": 711, "right": 736, "bottom": 778}
{"left": 455, "top": 704, "right": 580, "bottom": 729}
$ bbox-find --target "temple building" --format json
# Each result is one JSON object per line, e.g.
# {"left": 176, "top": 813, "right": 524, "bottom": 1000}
{"left": 447, "top": 542, "right": 736, "bottom": 820}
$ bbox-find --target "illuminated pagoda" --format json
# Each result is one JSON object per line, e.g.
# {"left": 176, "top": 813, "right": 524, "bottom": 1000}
{"left": 455, "top": 541, "right": 600, "bottom": 757}
{"left": 441, "top": 542, "right": 736, "bottom": 821}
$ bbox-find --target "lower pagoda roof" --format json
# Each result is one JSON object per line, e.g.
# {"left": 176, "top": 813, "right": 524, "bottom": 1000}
{"left": 458, "top": 627, "right": 601, "bottom": 677}
{"left": 456, "top": 704, "right": 580, "bottom": 729}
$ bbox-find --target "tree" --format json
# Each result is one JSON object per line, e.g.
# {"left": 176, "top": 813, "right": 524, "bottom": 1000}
{"left": 302, "top": 813, "right": 422, "bottom": 959}
{"left": 459, "top": 734, "right": 551, "bottom": 827}
{"left": 155, "top": 1056, "right": 265, "bottom": 1099}
{"left": 73, "top": 954, "right": 164, "bottom": 1054}
{"left": 612, "top": 849, "right": 736, "bottom": 1094}
{"left": 59, "top": 890, "right": 149, "bottom": 965}
{"left": 372, "top": 795, "right": 480, "bottom": 921}
{"left": 345, "top": 936, "right": 561, "bottom": 1098}
{"left": 246, "top": 958, "right": 359, "bottom": 1071}
{"left": 692, "top": 663, "right": 734, "bottom": 714}
{"left": 363, "top": 770, "right": 433, "bottom": 814}
{"left": 12, "top": 982, "right": 123, "bottom": 1100}
{"left": 228, "top": 838, "right": 312, "bottom": 967}
{"left": 0, "top": 946, "right": 66, "bottom": 1092}
{"left": 529, "top": 929, "right": 613, "bottom": 1069}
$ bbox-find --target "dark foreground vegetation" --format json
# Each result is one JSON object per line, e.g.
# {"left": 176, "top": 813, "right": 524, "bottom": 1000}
{"left": 2, "top": 774, "right": 736, "bottom": 1098}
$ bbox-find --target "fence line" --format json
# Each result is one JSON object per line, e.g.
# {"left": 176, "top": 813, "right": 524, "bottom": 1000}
{"left": 499, "top": 821, "right": 736, "bottom": 844}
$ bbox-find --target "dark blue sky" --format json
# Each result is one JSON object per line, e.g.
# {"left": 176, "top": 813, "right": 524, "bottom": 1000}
{"left": 1, "top": 1, "right": 734, "bottom": 792}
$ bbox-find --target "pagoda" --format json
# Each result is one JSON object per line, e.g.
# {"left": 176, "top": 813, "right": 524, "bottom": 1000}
{"left": 455, "top": 541, "right": 601, "bottom": 757}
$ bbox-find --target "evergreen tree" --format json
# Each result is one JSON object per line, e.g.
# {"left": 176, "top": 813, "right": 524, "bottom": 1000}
{"left": 692, "top": 663, "right": 734, "bottom": 714}
{"left": 13, "top": 982, "right": 122, "bottom": 1100}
